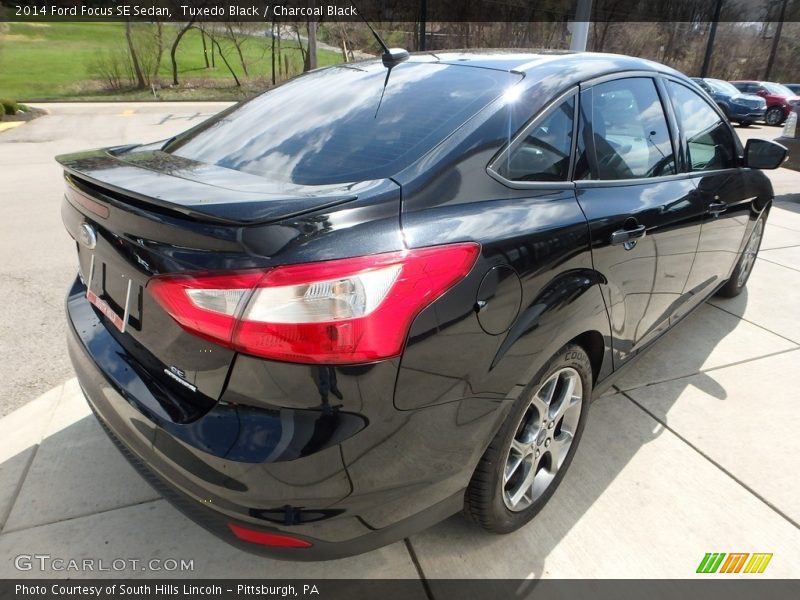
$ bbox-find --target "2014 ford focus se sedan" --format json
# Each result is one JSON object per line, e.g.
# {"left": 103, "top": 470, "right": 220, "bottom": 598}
{"left": 59, "top": 51, "right": 786, "bottom": 560}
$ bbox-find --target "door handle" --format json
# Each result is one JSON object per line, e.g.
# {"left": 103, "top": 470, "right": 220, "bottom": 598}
{"left": 707, "top": 201, "right": 727, "bottom": 215}
{"left": 610, "top": 223, "right": 647, "bottom": 246}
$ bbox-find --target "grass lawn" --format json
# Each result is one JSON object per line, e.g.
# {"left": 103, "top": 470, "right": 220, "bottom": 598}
{"left": 0, "top": 22, "right": 344, "bottom": 101}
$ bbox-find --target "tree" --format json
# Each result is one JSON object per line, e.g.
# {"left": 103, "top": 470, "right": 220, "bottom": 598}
{"left": 170, "top": 18, "right": 196, "bottom": 85}
{"left": 222, "top": 22, "right": 252, "bottom": 77}
{"left": 305, "top": 0, "right": 318, "bottom": 71}
{"left": 307, "top": 18, "right": 318, "bottom": 71}
{"left": 271, "top": 20, "right": 277, "bottom": 85}
{"left": 205, "top": 27, "right": 241, "bottom": 87}
{"left": 125, "top": 20, "right": 146, "bottom": 89}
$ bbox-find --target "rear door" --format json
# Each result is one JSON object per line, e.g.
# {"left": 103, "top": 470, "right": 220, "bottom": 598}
{"left": 574, "top": 75, "right": 702, "bottom": 367}
{"left": 663, "top": 79, "right": 750, "bottom": 318}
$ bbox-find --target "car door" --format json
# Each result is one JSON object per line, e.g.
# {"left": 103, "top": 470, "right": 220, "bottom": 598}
{"left": 664, "top": 79, "right": 750, "bottom": 318}
{"left": 573, "top": 75, "right": 703, "bottom": 367}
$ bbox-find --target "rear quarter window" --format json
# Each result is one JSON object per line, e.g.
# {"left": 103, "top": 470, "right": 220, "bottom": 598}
{"left": 166, "top": 62, "right": 520, "bottom": 185}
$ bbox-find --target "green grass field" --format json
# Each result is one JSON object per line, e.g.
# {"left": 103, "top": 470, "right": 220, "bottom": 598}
{"left": 0, "top": 22, "right": 343, "bottom": 101}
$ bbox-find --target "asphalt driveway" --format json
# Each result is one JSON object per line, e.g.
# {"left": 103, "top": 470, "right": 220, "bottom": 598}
{"left": 1, "top": 105, "right": 798, "bottom": 581}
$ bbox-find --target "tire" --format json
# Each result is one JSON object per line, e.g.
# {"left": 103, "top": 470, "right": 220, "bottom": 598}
{"left": 716, "top": 214, "right": 766, "bottom": 298}
{"left": 464, "top": 343, "right": 591, "bottom": 533}
{"left": 765, "top": 106, "right": 784, "bottom": 126}
{"left": 737, "top": 121, "right": 751, "bottom": 128}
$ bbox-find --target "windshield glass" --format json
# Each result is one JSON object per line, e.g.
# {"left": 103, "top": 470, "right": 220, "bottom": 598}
{"left": 706, "top": 79, "right": 740, "bottom": 95}
{"left": 166, "top": 61, "right": 520, "bottom": 185}
{"left": 764, "top": 82, "right": 795, "bottom": 96}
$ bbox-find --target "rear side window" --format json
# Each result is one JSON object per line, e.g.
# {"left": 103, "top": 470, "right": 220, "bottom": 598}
{"left": 495, "top": 96, "right": 574, "bottom": 182}
{"left": 166, "top": 62, "right": 520, "bottom": 185}
{"left": 580, "top": 77, "right": 676, "bottom": 180}
{"left": 667, "top": 81, "right": 737, "bottom": 171}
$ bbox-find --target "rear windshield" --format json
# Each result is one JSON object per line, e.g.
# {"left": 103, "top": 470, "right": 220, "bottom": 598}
{"left": 166, "top": 61, "right": 520, "bottom": 185}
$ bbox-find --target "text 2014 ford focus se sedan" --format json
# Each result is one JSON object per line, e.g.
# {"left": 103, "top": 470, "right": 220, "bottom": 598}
{"left": 59, "top": 51, "right": 786, "bottom": 559}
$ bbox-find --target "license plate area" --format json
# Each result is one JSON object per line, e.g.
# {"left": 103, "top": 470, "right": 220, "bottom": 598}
{"left": 84, "top": 253, "right": 142, "bottom": 333}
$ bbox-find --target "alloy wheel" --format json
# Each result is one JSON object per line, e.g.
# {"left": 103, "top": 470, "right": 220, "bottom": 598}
{"left": 737, "top": 218, "right": 764, "bottom": 288}
{"left": 766, "top": 108, "right": 783, "bottom": 126}
{"left": 502, "top": 367, "right": 583, "bottom": 512}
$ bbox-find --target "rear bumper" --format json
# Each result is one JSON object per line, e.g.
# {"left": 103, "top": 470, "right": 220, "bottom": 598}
{"left": 66, "top": 275, "right": 499, "bottom": 559}
{"left": 82, "top": 389, "right": 462, "bottom": 560}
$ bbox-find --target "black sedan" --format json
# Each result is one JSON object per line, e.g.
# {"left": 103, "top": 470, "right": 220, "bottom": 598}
{"left": 59, "top": 51, "right": 786, "bottom": 560}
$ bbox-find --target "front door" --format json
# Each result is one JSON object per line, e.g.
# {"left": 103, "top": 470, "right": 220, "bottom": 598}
{"left": 664, "top": 80, "right": 750, "bottom": 320}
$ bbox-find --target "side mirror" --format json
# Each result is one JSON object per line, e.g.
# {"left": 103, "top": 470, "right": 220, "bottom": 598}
{"left": 744, "top": 138, "right": 788, "bottom": 169}
{"left": 756, "top": 89, "right": 767, "bottom": 96}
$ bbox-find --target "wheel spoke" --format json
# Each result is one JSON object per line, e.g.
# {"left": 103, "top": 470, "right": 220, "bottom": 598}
{"left": 504, "top": 452, "right": 524, "bottom": 484}
{"left": 508, "top": 462, "right": 537, "bottom": 507}
{"left": 531, "top": 463, "right": 556, "bottom": 498}
{"left": 510, "top": 438, "right": 528, "bottom": 456}
{"left": 548, "top": 432, "right": 573, "bottom": 470}
{"left": 529, "top": 393, "right": 549, "bottom": 425}
{"left": 551, "top": 372, "right": 577, "bottom": 420}
{"left": 561, "top": 394, "right": 581, "bottom": 422}
{"left": 540, "top": 376, "right": 558, "bottom": 405}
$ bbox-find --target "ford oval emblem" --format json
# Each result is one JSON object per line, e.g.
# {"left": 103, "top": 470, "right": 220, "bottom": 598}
{"left": 79, "top": 223, "right": 97, "bottom": 250}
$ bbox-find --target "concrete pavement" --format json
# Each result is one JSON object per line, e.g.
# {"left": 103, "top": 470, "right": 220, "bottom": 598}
{"left": 0, "top": 103, "right": 232, "bottom": 418}
{"left": 0, "top": 106, "right": 798, "bottom": 581}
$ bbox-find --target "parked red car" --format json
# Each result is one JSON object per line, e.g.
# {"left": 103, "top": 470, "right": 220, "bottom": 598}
{"left": 731, "top": 80, "right": 800, "bottom": 126}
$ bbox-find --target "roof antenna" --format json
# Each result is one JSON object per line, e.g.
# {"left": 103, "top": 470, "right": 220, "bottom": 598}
{"left": 355, "top": 6, "right": 410, "bottom": 68}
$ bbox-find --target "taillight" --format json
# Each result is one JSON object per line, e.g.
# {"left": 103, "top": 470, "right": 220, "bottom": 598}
{"left": 148, "top": 243, "right": 480, "bottom": 364}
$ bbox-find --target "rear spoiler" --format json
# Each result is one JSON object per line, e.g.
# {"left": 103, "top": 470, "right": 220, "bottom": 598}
{"left": 56, "top": 147, "right": 361, "bottom": 226}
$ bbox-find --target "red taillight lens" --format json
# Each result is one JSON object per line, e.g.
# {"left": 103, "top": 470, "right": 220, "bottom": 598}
{"left": 228, "top": 523, "right": 312, "bottom": 548}
{"left": 147, "top": 243, "right": 480, "bottom": 364}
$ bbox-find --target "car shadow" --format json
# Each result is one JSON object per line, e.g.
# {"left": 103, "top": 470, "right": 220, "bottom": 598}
{"left": 408, "top": 295, "right": 748, "bottom": 581}
{"left": 773, "top": 193, "right": 800, "bottom": 211}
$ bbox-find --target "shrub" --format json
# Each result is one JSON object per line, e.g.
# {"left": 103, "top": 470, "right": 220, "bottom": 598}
{"left": 0, "top": 99, "right": 18, "bottom": 116}
{"left": 87, "top": 47, "right": 134, "bottom": 91}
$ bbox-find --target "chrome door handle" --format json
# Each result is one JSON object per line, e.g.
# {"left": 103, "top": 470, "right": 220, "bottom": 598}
{"left": 708, "top": 201, "right": 727, "bottom": 215}
{"left": 610, "top": 224, "right": 647, "bottom": 246}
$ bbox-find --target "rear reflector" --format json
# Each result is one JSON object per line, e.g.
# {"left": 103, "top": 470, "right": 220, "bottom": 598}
{"left": 228, "top": 523, "right": 312, "bottom": 548}
{"left": 148, "top": 243, "right": 480, "bottom": 364}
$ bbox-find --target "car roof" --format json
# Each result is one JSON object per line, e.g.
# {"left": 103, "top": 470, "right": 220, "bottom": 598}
{"left": 409, "top": 49, "right": 672, "bottom": 72}
{"left": 378, "top": 50, "right": 690, "bottom": 91}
